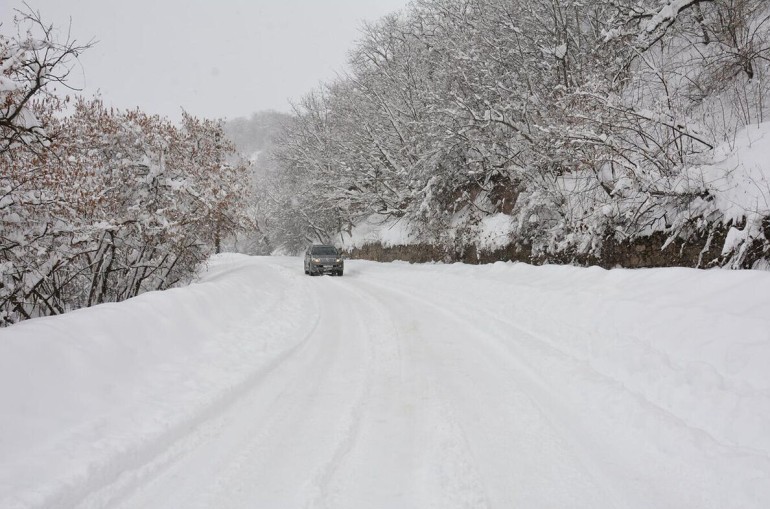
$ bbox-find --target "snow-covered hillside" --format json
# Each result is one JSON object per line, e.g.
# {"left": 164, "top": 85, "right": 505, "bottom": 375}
{"left": 339, "top": 121, "right": 770, "bottom": 269}
{"left": 1, "top": 255, "right": 769, "bottom": 508}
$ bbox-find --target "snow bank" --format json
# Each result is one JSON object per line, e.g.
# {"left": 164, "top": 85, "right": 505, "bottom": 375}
{"left": 0, "top": 255, "right": 315, "bottom": 509}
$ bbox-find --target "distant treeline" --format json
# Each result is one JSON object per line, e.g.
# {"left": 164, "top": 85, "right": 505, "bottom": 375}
{"left": 224, "top": 111, "right": 292, "bottom": 159}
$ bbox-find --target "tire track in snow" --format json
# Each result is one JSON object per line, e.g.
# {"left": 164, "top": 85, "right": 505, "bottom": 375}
{"left": 368, "top": 268, "right": 770, "bottom": 455}
{"left": 36, "top": 257, "right": 769, "bottom": 509}
{"left": 325, "top": 277, "right": 495, "bottom": 508}
{"left": 305, "top": 275, "right": 494, "bottom": 509}
{"left": 74, "top": 263, "right": 326, "bottom": 509}
{"left": 358, "top": 273, "right": 770, "bottom": 509}
{"left": 301, "top": 278, "right": 386, "bottom": 509}
{"left": 353, "top": 277, "right": 622, "bottom": 509}
{"left": 109, "top": 267, "right": 380, "bottom": 509}
{"left": 369, "top": 270, "right": 770, "bottom": 455}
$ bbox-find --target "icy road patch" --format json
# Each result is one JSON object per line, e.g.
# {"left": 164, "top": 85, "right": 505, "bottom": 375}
{"left": 1, "top": 255, "right": 770, "bottom": 508}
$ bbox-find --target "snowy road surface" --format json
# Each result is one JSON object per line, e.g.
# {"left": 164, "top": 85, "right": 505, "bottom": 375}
{"left": 2, "top": 255, "right": 770, "bottom": 508}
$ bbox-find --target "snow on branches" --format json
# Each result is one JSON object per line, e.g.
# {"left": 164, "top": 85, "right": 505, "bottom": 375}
{"left": 0, "top": 7, "right": 91, "bottom": 155}
{"left": 0, "top": 11, "right": 251, "bottom": 325}
{"left": 262, "top": 0, "right": 770, "bottom": 267}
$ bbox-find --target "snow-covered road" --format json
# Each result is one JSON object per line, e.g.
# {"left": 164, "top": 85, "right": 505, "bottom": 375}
{"left": 2, "top": 255, "right": 770, "bottom": 508}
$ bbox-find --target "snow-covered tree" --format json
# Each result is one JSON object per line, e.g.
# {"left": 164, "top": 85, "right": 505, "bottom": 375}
{"left": 257, "top": 0, "right": 770, "bottom": 266}
{"left": 1, "top": 9, "right": 253, "bottom": 324}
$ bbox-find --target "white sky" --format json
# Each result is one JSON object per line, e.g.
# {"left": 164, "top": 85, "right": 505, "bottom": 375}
{"left": 1, "top": 0, "right": 409, "bottom": 121}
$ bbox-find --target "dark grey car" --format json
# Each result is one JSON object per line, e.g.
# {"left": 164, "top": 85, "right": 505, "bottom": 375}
{"left": 304, "top": 244, "right": 344, "bottom": 276}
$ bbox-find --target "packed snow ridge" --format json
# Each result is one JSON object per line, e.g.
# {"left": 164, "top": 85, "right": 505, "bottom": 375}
{"left": 2, "top": 255, "right": 770, "bottom": 508}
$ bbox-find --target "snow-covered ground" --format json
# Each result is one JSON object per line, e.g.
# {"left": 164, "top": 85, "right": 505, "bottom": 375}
{"left": 2, "top": 255, "right": 770, "bottom": 508}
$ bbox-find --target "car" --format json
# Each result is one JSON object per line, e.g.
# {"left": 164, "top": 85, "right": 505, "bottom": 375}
{"left": 304, "top": 244, "right": 344, "bottom": 276}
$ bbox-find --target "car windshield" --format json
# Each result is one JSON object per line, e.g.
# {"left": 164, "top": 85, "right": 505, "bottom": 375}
{"left": 311, "top": 246, "right": 337, "bottom": 256}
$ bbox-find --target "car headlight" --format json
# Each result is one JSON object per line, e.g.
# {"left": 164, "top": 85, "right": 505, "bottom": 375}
{"left": 312, "top": 258, "right": 320, "bottom": 263}
{"left": 335, "top": 258, "right": 341, "bottom": 263}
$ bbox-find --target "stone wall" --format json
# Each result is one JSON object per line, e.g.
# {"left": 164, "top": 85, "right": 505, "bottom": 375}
{"left": 343, "top": 224, "right": 769, "bottom": 269}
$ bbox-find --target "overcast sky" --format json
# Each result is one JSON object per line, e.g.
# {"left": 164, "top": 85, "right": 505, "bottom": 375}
{"left": 2, "top": 0, "right": 409, "bottom": 121}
